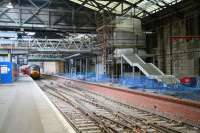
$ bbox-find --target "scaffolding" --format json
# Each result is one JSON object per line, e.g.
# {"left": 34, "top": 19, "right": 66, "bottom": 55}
{"left": 96, "top": 12, "right": 115, "bottom": 74}
{"left": 96, "top": 11, "right": 147, "bottom": 79}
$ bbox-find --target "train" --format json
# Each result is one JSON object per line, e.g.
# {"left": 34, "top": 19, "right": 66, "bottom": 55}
{"left": 29, "top": 65, "right": 40, "bottom": 79}
{"left": 21, "top": 65, "right": 40, "bottom": 79}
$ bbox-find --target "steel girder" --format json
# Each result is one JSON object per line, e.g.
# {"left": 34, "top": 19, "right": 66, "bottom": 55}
{"left": 0, "top": 0, "right": 182, "bottom": 32}
{"left": 28, "top": 54, "right": 66, "bottom": 61}
{"left": 0, "top": 37, "right": 98, "bottom": 61}
{"left": 0, "top": 38, "right": 98, "bottom": 53}
{"left": 0, "top": 0, "right": 97, "bottom": 32}
{"left": 65, "top": 0, "right": 182, "bottom": 19}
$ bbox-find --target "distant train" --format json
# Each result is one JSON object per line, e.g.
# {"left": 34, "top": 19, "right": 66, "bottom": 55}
{"left": 21, "top": 65, "right": 29, "bottom": 75}
{"left": 29, "top": 65, "right": 40, "bottom": 79}
{"left": 21, "top": 65, "right": 40, "bottom": 79}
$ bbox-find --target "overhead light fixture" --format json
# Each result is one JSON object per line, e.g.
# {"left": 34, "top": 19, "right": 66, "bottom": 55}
{"left": 7, "top": 2, "right": 13, "bottom": 9}
{"left": 26, "top": 32, "right": 36, "bottom": 36}
{"left": 144, "top": 31, "right": 154, "bottom": 34}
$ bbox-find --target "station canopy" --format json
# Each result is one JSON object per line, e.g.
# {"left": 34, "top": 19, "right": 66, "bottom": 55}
{"left": 70, "top": 0, "right": 182, "bottom": 18}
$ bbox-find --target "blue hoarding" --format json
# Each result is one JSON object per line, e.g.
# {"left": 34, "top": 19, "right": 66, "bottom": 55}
{"left": 0, "top": 62, "right": 15, "bottom": 84}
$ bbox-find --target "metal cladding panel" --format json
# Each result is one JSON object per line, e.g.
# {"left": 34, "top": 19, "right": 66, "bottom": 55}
{"left": 0, "top": 62, "right": 14, "bottom": 84}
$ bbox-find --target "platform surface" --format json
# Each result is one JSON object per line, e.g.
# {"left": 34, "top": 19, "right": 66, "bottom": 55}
{"left": 0, "top": 76, "right": 74, "bottom": 133}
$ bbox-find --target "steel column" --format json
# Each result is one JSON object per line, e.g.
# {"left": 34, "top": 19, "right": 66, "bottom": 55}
{"left": 86, "top": 58, "right": 88, "bottom": 77}
{"left": 121, "top": 57, "right": 123, "bottom": 78}
{"left": 80, "top": 59, "right": 82, "bottom": 73}
{"left": 132, "top": 66, "right": 135, "bottom": 77}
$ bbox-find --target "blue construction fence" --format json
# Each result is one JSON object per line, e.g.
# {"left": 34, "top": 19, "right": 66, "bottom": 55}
{"left": 56, "top": 73, "right": 200, "bottom": 101}
{"left": 57, "top": 72, "right": 112, "bottom": 83}
{"left": 57, "top": 73, "right": 200, "bottom": 88}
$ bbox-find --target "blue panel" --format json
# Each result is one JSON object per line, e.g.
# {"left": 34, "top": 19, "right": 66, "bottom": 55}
{"left": 0, "top": 62, "right": 13, "bottom": 84}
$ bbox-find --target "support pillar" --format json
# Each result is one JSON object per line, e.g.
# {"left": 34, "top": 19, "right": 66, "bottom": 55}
{"left": 169, "top": 20, "right": 173, "bottom": 75}
{"left": 74, "top": 59, "right": 76, "bottom": 75}
{"left": 16, "top": 55, "right": 20, "bottom": 65}
{"left": 80, "top": 59, "right": 82, "bottom": 74}
{"left": 70, "top": 60, "right": 72, "bottom": 77}
{"left": 8, "top": 50, "right": 12, "bottom": 62}
{"left": 95, "top": 56, "right": 98, "bottom": 80}
{"left": 68, "top": 60, "right": 70, "bottom": 74}
{"left": 121, "top": 57, "right": 123, "bottom": 78}
{"left": 132, "top": 66, "right": 135, "bottom": 77}
{"left": 86, "top": 58, "right": 88, "bottom": 77}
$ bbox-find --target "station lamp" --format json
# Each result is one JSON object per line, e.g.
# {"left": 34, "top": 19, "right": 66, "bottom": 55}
{"left": 7, "top": 2, "right": 13, "bottom": 8}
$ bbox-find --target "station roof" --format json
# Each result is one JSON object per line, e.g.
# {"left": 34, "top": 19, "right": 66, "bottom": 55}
{"left": 69, "top": 0, "right": 182, "bottom": 18}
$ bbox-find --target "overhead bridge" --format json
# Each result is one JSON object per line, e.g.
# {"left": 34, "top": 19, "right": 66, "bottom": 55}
{"left": 121, "top": 53, "right": 180, "bottom": 85}
{"left": 0, "top": 38, "right": 97, "bottom": 54}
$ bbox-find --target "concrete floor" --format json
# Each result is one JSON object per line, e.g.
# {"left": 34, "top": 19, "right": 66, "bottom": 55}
{"left": 0, "top": 76, "right": 75, "bottom": 133}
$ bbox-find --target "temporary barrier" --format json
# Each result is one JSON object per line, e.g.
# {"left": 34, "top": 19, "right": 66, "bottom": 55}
{"left": 0, "top": 62, "right": 19, "bottom": 84}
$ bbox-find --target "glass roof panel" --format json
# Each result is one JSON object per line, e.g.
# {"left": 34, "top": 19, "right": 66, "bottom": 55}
{"left": 107, "top": 2, "right": 118, "bottom": 9}
{"left": 111, "top": 4, "right": 121, "bottom": 14}
{"left": 69, "top": 0, "right": 182, "bottom": 18}
{"left": 70, "top": 0, "right": 82, "bottom": 5}
{"left": 85, "top": 4, "right": 98, "bottom": 11}
{"left": 126, "top": 0, "right": 141, "bottom": 4}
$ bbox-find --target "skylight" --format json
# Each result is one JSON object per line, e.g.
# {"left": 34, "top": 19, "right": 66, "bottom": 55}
{"left": 69, "top": 0, "right": 182, "bottom": 18}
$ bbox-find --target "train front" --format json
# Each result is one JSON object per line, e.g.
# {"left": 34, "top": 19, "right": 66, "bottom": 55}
{"left": 29, "top": 65, "right": 40, "bottom": 79}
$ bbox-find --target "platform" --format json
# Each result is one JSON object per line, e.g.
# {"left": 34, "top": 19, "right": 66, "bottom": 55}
{"left": 0, "top": 75, "right": 75, "bottom": 133}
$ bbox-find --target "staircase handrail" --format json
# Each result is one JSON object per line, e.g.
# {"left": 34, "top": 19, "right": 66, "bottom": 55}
{"left": 147, "top": 63, "right": 165, "bottom": 75}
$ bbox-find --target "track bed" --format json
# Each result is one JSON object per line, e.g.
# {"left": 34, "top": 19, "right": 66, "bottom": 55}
{"left": 36, "top": 77, "right": 200, "bottom": 133}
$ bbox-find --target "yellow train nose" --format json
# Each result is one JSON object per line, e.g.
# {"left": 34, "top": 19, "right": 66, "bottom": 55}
{"left": 31, "top": 71, "right": 40, "bottom": 79}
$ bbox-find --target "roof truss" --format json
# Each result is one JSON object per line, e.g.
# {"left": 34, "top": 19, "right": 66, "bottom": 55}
{"left": 70, "top": 0, "right": 182, "bottom": 18}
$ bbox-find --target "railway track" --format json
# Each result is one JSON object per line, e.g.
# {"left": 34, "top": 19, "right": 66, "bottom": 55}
{"left": 37, "top": 79, "right": 200, "bottom": 133}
